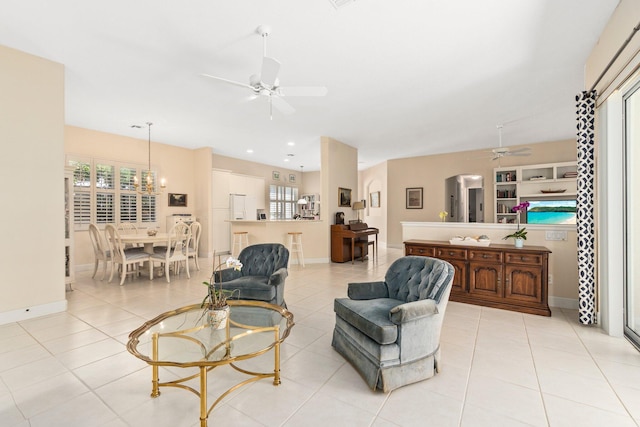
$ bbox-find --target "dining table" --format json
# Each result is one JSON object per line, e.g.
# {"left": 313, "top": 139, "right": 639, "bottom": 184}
{"left": 117, "top": 232, "right": 170, "bottom": 254}
{"left": 116, "top": 232, "right": 172, "bottom": 279}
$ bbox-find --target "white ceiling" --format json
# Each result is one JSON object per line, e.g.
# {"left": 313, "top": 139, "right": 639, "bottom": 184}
{"left": 0, "top": 0, "right": 619, "bottom": 171}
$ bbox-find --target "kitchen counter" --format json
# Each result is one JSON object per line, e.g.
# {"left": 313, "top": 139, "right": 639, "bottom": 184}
{"left": 229, "top": 220, "right": 328, "bottom": 263}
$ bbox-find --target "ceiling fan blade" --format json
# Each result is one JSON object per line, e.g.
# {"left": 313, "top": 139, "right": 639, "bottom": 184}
{"left": 201, "top": 74, "right": 254, "bottom": 90}
{"left": 270, "top": 95, "right": 295, "bottom": 115}
{"left": 279, "top": 86, "right": 328, "bottom": 97}
{"left": 260, "top": 56, "right": 280, "bottom": 87}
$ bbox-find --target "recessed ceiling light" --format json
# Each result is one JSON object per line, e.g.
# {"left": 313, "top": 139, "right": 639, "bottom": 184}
{"left": 287, "top": 141, "right": 295, "bottom": 146}
{"left": 246, "top": 149, "right": 254, "bottom": 153}
{"left": 284, "top": 158, "right": 290, "bottom": 162}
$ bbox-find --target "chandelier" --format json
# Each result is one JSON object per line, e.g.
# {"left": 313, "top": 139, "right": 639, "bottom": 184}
{"left": 131, "top": 122, "right": 166, "bottom": 195}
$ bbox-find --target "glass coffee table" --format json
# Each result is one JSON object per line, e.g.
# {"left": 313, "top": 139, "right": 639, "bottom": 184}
{"left": 127, "top": 300, "right": 294, "bottom": 427}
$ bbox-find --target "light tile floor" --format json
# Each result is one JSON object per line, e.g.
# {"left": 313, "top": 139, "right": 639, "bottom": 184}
{"left": 2, "top": 247, "right": 640, "bottom": 426}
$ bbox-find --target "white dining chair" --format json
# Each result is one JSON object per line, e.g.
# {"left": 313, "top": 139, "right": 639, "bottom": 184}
{"left": 105, "top": 224, "right": 150, "bottom": 286}
{"left": 89, "top": 223, "right": 111, "bottom": 280}
{"left": 116, "top": 222, "right": 144, "bottom": 250}
{"left": 186, "top": 221, "right": 202, "bottom": 271}
{"left": 150, "top": 222, "right": 191, "bottom": 283}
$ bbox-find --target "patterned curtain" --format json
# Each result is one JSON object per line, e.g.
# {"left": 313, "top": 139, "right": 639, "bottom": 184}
{"left": 576, "top": 90, "right": 597, "bottom": 325}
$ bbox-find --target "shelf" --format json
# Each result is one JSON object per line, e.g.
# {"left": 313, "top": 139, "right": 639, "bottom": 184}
{"left": 493, "top": 161, "right": 577, "bottom": 223}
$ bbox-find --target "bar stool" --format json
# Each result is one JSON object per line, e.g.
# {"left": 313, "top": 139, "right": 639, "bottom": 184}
{"left": 287, "top": 232, "right": 305, "bottom": 267}
{"left": 232, "top": 231, "right": 249, "bottom": 258}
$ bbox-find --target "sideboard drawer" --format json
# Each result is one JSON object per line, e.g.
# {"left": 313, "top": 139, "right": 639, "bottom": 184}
{"left": 505, "top": 252, "right": 544, "bottom": 266}
{"left": 406, "top": 245, "right": 435, "bottom": 257}
{"left": 469, "top": 249, "right": 503, "bottom": 263}
{"left": 436, "top": 247, "right": 467, "bottom": 260}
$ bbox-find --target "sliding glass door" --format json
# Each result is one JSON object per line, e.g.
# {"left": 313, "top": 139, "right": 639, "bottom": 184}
{"left": 624, "top": 82, "right": 640, "bottom": 349}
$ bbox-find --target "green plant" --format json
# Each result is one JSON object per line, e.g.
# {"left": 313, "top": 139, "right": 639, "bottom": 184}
{"left": 503, "top": 202, "right": 529, "bottom": 241}
{"left": 201, "top": 255, "right": 242, "bottom": 309}
{"left": 503, "top": 227, "right": 527, "bottom": 240}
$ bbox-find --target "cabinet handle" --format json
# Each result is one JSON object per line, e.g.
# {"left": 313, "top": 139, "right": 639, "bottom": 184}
{"left": 419, "top": 249, "right": 424, "bottom": 254}
{"left": 482, "top": 254, "right": 489, "bottom": 259}
{"left": 449, "top": 251, "right": 455, "bottom": 256}
{"left": 521, "top": 256, "right": 527, "bottom": 261}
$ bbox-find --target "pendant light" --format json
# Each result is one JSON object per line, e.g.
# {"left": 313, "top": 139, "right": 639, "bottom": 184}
{"left": 131, "top": 122, "right": 166, "bottom": 195}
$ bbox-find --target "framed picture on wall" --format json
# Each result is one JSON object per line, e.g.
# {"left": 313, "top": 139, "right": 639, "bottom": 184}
{"left": 168, "top": 193, "right": 187, "bottom": 207}
{"left": 272, "top": 171, "right": 280, "bottom": 181}
{"left": 370, "top": 191, "right": 380, "bottom": 208}
{"left": 289, "top": 174, "right": 296, "bottom": 183}
{"left": 406, "top": 187, "right": 423, "bottom": 209}
{"left": 338, "top": 187, "right": 352, "bottom": 207}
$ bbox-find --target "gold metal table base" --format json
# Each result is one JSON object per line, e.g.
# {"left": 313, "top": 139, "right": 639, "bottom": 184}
{"left": 150, "top": 322, "right": 282, "bottom": 427}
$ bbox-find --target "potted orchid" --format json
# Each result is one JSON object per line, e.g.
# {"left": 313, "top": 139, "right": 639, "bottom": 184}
{"left": 503, "top": 201, "right": 529, "bottom": 247}
{"left": 200, "top": 253, "right": 242, "bottom": 328}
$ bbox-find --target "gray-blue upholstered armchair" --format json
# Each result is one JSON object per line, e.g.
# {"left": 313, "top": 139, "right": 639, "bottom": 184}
{"left": 215, "top": 243, "right": 289, "bottom": 307}
{"left": 332, "top": 256, "right": 454, "bottom": 392}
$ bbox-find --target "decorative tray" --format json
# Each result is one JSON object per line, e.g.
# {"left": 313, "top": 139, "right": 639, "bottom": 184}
{"left": 540, "top": 189, "right": 567, "bottom": 194}
{"left": 449, "top": 237, "right": 491, "bottom": 247}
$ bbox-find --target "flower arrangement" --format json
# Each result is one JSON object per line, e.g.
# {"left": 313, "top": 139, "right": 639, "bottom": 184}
{"left": 439, "top": 210, "right": 448, "bottom": 222}
{"left": 201, "top": 254, "right": 243, "bottom": 310}
{"left": 503, "top": 201, "right": 529, "bottom": 241}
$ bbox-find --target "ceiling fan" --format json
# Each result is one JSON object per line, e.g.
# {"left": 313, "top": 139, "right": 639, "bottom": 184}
{"left": 202, "top": 25, "right": 328, "bottom": 119}
{"left": 488, "top": 125, "right": 531, "bottom": 161}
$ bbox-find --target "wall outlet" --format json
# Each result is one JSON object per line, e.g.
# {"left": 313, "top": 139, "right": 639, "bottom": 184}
{"left": 548, "top": 274, "right": 553, "bottom": 285}
{"left": 545, "top": 230, "right": 568, "bottom": 241}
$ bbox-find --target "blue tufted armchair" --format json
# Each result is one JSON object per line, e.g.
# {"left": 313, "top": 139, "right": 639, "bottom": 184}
{"left": 332, "top": 256, "right": 454, "bottom": 392}
{"left": 215, "top": 243, "right": 289, "bottom": 307}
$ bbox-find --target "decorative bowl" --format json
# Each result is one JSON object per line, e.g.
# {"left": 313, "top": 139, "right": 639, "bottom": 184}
{"left": 147, "top": 229, "right": 157, "bottom": 236}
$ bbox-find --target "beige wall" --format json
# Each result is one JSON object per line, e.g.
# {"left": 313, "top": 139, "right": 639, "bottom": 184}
{"left": 321, "top": 136, "right": 358, "bottom": 257}
{"left": 65, "top": 126, "right": 207, "bottom": 267}
{"left": 359, "top": 161, "right": 388, "bottom": 244}
{"left": 385, "top": 139, "right": 576, "bottom": 246}
{"left": 585, "top": 0, "right": 640, "bottom": 93}
{"left": 0, "top": 45, "right": 66, "bottom": 321}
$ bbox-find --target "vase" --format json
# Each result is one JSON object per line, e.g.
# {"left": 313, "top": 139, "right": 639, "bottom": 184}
{"left": 514, "top": 238, "right": 524, "bottom": 248}
{"left": 206, "top": 305, "right": 230, "bottom": 329}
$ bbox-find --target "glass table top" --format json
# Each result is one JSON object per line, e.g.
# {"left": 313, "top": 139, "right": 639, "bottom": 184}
{"left": 127, "top": 300, "right": 294, "bottom": 367}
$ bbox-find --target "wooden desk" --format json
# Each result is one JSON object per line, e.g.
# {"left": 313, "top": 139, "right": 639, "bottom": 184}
{"left": 331, "top": 224, "right": 379, "bottom": 263}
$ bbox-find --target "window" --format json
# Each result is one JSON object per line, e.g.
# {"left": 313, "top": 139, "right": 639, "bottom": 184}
{"left": 68, "top": 157, "right": 159, "bottom": 229}
{"left": 269, "top": 184, "right": 299, "bottom": 220}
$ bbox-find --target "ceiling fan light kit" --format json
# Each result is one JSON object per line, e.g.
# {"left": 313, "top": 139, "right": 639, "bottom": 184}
{"left": 202, "top": 25, "right": 327, "bottom": 119}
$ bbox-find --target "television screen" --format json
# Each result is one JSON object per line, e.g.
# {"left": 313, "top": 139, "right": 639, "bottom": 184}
{"left": 526, "top": 200, "right": 577, "bottom": 225}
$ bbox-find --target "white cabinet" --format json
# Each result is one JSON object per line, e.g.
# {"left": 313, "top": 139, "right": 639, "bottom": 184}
{"left": 64, "top": 166, "right": 75, "bottom": 290}
{"left": 494, "top": 161, "right": 577, "bottom": 223}
{"left": 212, "top": 170, "right": 231, "bottom": 209}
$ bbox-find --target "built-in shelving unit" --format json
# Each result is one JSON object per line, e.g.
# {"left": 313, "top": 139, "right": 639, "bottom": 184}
{"left": 494, "top": 161, "right": 577, "bottom": 223}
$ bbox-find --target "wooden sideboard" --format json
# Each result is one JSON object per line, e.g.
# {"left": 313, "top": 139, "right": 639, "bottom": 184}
{"left": 404, "top": 239, "right": 552, "bottom": 316}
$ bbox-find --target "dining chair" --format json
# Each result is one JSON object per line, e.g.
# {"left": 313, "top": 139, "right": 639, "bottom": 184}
{"left": 88, "top": 223, "right": 111, "bottom": 280}
{"left": 186, "top": 221, "right": 202, "bottom": 271}
{"left": 150, "top": 222, "right": 191, "bottom": 283}
{"left": 116, "top": 222, "right": 144, "bottom": 250}
{"left": 105, "top": 224, "right": 151, "bottom": 285}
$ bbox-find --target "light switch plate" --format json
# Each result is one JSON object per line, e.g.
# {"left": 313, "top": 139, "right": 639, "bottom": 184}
{"left": 545, "top": 230, "right": 568, "bottom": 241}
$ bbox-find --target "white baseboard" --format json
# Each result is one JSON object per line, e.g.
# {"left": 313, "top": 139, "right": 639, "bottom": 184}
{"left": 548, "top": 296, "right": 578, "bottom": 310}
{"left": 0, "top": 299, "right": 68, "bottom": 326}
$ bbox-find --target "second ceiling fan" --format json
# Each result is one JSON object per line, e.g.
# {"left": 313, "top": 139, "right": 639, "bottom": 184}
{"left": 202, "top": 25, "right": 327, "bottom": 119}
{"left": 488, "top": 125, "right": 531, "bottom": 161}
